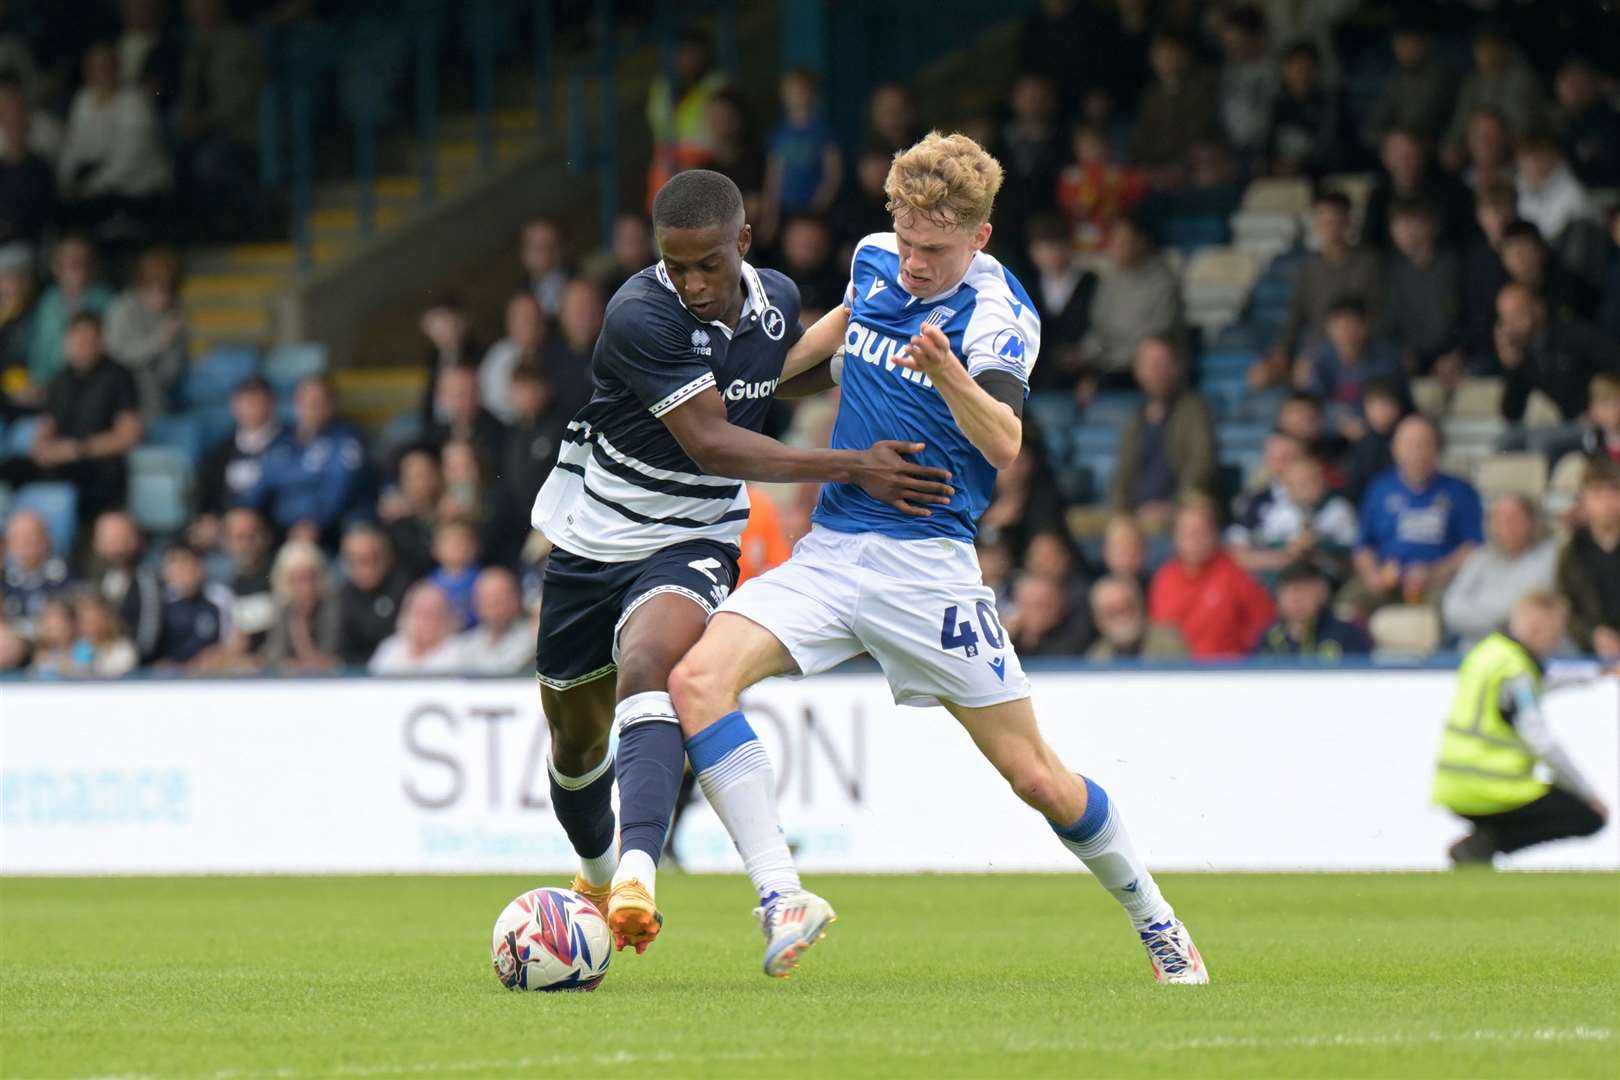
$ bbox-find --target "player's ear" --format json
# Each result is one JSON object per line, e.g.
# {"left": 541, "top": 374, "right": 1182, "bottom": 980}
{"left": 736, "top": 222, "right": 752, "bottom": 258}
{"left": 973, "top": 221, "right": 992, "bottom": 252}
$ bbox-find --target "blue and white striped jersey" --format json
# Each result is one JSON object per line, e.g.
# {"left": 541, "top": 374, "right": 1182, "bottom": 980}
{"left": 812, "top": 233, "right": 1041, "bottom": 543}
{"left": 532, "top": 260, "right": 801, "bottom": 561}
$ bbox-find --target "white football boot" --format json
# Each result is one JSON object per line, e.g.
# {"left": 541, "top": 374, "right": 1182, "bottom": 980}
{"left": 754, "top": 890, "right": 837, "bottom": 978}
{"left": 1139, "top": 919, "right": 1210, "bottom": 985}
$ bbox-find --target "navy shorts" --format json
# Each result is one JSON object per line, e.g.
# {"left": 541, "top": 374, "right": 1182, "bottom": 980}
{"left": 534, "top": 539, "right": 740, "bottom": 690}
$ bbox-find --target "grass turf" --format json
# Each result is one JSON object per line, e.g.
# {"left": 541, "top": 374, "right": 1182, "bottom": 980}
{"left": 1, "top": 873, "right": 1616, "bottom": 1079}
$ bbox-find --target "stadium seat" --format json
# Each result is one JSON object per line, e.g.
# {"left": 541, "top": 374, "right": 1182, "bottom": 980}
{"left": 5, "top": 414, "right": 38, "bottom": 456}
{"left": 1545, "top": 451, "right": 1590, "bottom": 517}
{"left": 1027, "top": 392, "right": 1078, "bottom": 441}
{"left": 1450, "top": 378, "right": 1504, "bottom": 419}
{"left": 265, "top": 342, "right": 330, "bottom": 399}
{"left": 13, "top": 482, "right": 78, "bottom": 555}
{"left": 1239, "top": 178, "right": 1313, "bottom": 215}
{"left": 1474, "top": 452, "right": 1549, "bottom": 500}
{"left": 1523, "top": 390, "right": 1564, "bottom": 430}
{"left": 194, "top": 406, "right": 237, "bottom": 453}
{"left": 181, "top": 344, "right": 261, "bottom": 408}
{"left": 143, "top": 413, "right": 206, "bottom": 468}
{"left": 0, "top": 481, "right": 11, "bottom": 524}
{"left": 128, "top": 447, "right": 195, "bottom": 534}
{"left": 1369, "top": 605, "right": 1442, "bottom": 658}
{"left": 1408, "top": 377, "right": 1447, "bottom": 418}
{"left": 375, "top": 409, "right": 426, "bottom": 460}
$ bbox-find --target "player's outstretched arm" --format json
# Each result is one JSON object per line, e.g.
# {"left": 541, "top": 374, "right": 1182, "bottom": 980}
{"left": 780, "top": 304, "right": 850, "bottom": 383}
{"left": 896, "top": 324, "right": 1023, "bottom": 470}
{"left": 661, "top": 387, "right": 954, "bottom": 516}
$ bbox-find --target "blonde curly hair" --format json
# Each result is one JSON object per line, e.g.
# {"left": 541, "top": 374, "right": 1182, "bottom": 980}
{"left": 884, "top": 131, "right": 1004, "bottom": 230}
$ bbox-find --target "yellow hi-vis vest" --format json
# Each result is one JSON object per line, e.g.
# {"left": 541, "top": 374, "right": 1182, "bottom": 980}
{"left": 1432, "top": 633, "right": 1551, "bottom": 815}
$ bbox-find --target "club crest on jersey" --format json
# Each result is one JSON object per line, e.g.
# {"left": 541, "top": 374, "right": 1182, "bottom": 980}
{"left": 761, "top": 306, "right": 786, "bottom": 341}
{"left": 691, "top": 329, "right": 713, "bottom": 356}
{"left": 845, "top": 321, "right": 935, "bottom": 389}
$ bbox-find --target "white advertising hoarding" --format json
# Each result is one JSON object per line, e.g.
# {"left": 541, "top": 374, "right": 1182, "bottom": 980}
{"left": 1, "top": 670, "right": 1615, "bottom": 874}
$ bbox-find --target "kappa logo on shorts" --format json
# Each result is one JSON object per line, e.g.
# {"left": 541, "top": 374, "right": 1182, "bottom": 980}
{"left": 691, "top": 328, "right": 713, "bottom": 356}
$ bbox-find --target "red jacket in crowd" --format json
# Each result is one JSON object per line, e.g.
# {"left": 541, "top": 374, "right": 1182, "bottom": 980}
{"left": 1148, "top": 551, "right": 1277, "bottom": 659}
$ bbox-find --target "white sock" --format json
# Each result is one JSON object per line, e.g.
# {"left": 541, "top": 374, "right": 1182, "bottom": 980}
{"left": 581, "top": 845, "right": 618, "bottom": 888}
{"left": 1053, "top": 778, "right": 1175, "bottom": 930}
{"left": 613, "top": 848, "right": 658, "bottom": 893}
{"left": 686, "top": 711, "right": 801, "bottom": 902}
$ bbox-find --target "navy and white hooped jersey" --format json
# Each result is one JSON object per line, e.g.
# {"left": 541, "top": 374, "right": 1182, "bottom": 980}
{"left": 812, "top": 233, "right": 1041, "bottom": 543}
{"left": 532, "top": 260, "right": 801, "bottom": 562}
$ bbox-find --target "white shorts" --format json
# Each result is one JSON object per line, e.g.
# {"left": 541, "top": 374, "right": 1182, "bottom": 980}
{"left": 718, "top": 525, "right": 1031, "bottom": 708}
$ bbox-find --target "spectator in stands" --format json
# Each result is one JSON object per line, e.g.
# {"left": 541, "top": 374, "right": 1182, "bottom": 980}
{"left": 543, "top": 277, "right": 603, "bottom": 411}
{"left": 1128, "top": 32, "right": 1219, "bottom": 182}
{"left": 73, "top": 590, "right": 137, "bottom": 676}
{"left": 175, "top": 0, "right": 264, "bottom": 238}
{"left": 1558, "top": 459, "right": 1620, "bottom": 658}
{"left": 1148, "top": 496, "right": 1275, "bottom": 658}
{"left": 27, "top": 234, "right": 114, "bottom": 387}
{"left": 1102, "top": 513, "right": 1150, "bottom": 593}
{"left": 1554, "top": 57, "right": 1620, "bottom": 189}
{"left": 1086, "top": 574, "right": 1187, "bottom": 660}
{"left": 595, "top": 212, "right": 652, "bottom": 295}
{"left": 1461, "top": 184, "right": 1517, "bottom": 361}
{"left": 55, "top": 41, "right": 170, "bottom": 234}
{"left": 261, "top": 538, "right": 338, "bottom": 673}
{"left": 378, "top": 446, "right": 440, "bottom": 583}
{"left": 0, "top": 15, "right": 37, "bottom": 109}
{"left": 865, "top": 83, "right": 922, "bottom": 156}
{"left": 977, "top": 431, "right": 1066, "bottom": 557}
{"left": 0, "top": 76, "right": 54, "bottom": 248}
{"left": 116, "top": 0, "right": 183, "bottom": 102}
{"left": 1, "top": 509, "right": 70, "bottom": 641}
{"left": 194, "top": 375, "right": 285, "bottom": 547}
{"left": 248, "top": 375, "right": 369, "bottom": 548}
{"left": 1274, "top": 390, "right": 1344, "bottom": 466}
{"left": 1363, "top": 21, "right": 1456, "bottom": 150}
{"left": 154, "top": 542, "right": 225, "bottom": 667}
{"left": 1254, "top": 192, "right": 1380, "bottom": 388}
{"left": 0, "top": 240, "right": 34, "bottom": 398}
{"left": 1345, "top": 414, "right": 1483, "bottom": 617}
{"left": 0, "top": 312, "right": 141, "bottom": 525}
{"left": 1228, "top": 452, "right": 1359, "bottom": 585}
{"left": 828, "top": 144, "right": 893, "bottom": 256}
{"left": 518, "top": 216, "right": 571, "bottom": 319}
{"left": 215, "top": 505, "right": 275, "bottom": 654}
{"left": 1362, "top": 128, "right": 1472, "bottom": 253}
{"left": 1580, "top": 372, "right": 1620, "bottom": 464}
{"left": 104, "top": 247, "right": 186, "bottom": 419}
{"left": 429, "top": 517, "right": 480, "bottom": 629}
{"left": 335, "top": 524, "right": 405, "bottom": 667}
{"left": 1054, "top": 124, "right": 1145, "bottom": 256}
{"left": 29, "top": 596, "right": 82, "bottom": 676}
{"left": 1081, "top": 215, "right": 1182, "bottom": 383}
{"left": 1343, "top": 379, "right": 1406, "bottom": 506}
{"left": 994, "top": 74, "right": 1065, "bottom": 256}
{"left": 776, "top": 215, "right": 844, "bottom": 316}
{"left": 479, "top": 291, "right": 545, "bottom": 424}
{"left": 451, "top": 567, "right": 531, "bottom": 675}
{"left": 1015, "top": 0, "right": 1127, "bottom": 117}
{"left": 1109, "top": 336, "right": 1215, "bottom": 530}
{"left": 1216, "top": 4, "right": 1273, "bottom": 163}
{"left": 1378, "top": 199, "right": 1462, "bottom": 379}
{"left": 499, "top": 361, "right": 566, "bottom": 521}
{"left": 417, "top": 293, "right": 482, "bottom": 420}
{"left": 764, "top": 68, "right": 841, "bottom": 232}
{"left": 1442, "top": 26, "right": 1546, "bottom": 170}
{"left": 367, "top": 580, "right": 463, "bottom": 675}
{"left": 1514, "top": 134, "right": 1596, "bottom": 247}
{"left": 703, "top": 91, "right": 765, "bottom": 224}
{"left": 1297, "top": 299, "right": 1403, "bottom": 435}
{"left": 0, "top": 612, "right": 25, "bottom": 668}
{"left": 427, "top": 364, "right": 504, "bottom": 470}
{"left": 1495, "top": 282, "right": 1620, "bottom": 441}
{"left": 438, "top": 438, "right": 508, "bottom": 567}
{"left": 1024, "top": 217, "right": 1093, "bottom": 386}
{"left": 1459, "top": 107, "right": 1517, "bottom": 193}
{"left": 1264, "top": 40, "right": 1347, "bottom": 180}
{"left": 88, "top": 509, "right": 160, "bottom": 660}
{"left": 1005, "top": 572, "right": 1092, "bottom": 657}
{"left": 645, "top": 29, "right": 729, "bottom": 203}
{"left": 1442, "top": 494, "right": 1559, "bottom": 649}
{"left": 1498, "top": 220, "right": 1599, "bottom": 324}
{"left": 1254, "top": 560, "right": 1371, "bottom": 658}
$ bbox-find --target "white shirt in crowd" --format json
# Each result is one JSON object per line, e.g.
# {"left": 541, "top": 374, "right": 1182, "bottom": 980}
{"left": 1516, "top": 163, "right": 1595, "bottom": 243}
{"left": 367, "top": 634, "right": 466, "bottom": 676}
{"left": 56, "top": 87, "right": 170, "bottom": 197}
{"left": 450, "top": 619, "right": 534, "bottom": 676}
{"left": 478, "top": 338, "right": 525, "bottom": 423}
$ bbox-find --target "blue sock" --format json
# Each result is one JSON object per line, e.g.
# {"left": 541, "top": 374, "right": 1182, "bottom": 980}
{"left": 547, "top": 751, "right": 616, "bottom": 884}
{"left": 1052, "top": 776, "right": 1112, "bottom": 845}
{"left": 613, "top": 692, "right": 685, "bottom": 869}
{"left": 687, "top": 711, "right": 801, "bottom": 902}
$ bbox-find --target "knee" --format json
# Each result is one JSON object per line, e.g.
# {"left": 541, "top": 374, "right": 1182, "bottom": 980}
{"left": 667, "top": 652, "right": 727, "bottom": 724}
{"left": 615, "top": 649, "right": 679, "bottom": 700}
{"left": 1006, "top": 758, "right": 1066, "bottom": 817}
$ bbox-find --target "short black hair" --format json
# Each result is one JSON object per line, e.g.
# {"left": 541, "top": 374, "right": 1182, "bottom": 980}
{"left": 66, "top": 310, "right": 102, "bottom": 333}
{"left": 1282, "top": 40, "right": 1321, "bottom": 65}
{"left": 1501, "top": 220, "right": 1546, "bottom": 249}
{"left": 1390, "top": 196, "right": 1436, "bottom": 222}
{"left": 1283, "top": 390, "right": 1323, "bottom": 413}
{"left": 233, "top": 374, "right": 271, "bottom": 397}
{"left": 1326, "top": 297, "right": 1368, "bottom": 320}
{"left": 1362, "top": 377, "right": 1406, "bottom": 405}
{"left": 1313, "top": 190, "right": 1352, "bottom": 215}
{"left": 652, "top": 169, "right": 744, "bottom": 232}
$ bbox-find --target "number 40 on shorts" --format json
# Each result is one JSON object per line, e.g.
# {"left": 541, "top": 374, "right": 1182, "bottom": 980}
{"left": 940, "top": 602, "right": 1005, "bottom": 659}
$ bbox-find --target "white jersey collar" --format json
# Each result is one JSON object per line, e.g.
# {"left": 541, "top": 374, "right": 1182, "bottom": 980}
{"left": 654, "top": 259, "right": 770, "bottom": 340}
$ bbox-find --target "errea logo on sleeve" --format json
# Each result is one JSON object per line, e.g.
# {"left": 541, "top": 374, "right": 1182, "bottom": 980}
{"left": 691, "top": 329, "right": 713, "bottom": 356}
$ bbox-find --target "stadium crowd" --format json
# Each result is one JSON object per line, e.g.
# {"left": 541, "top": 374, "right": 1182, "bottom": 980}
{"left": 2, "top": 0, "right": 1620, "bottom": 676}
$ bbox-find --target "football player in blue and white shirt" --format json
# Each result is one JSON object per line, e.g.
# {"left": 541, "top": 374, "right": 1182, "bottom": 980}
{"left": 530, "top": 170, "right": 953, "bottom": 955}
{"left": 667, "top": 135, "right": 1209, "bottom": 984}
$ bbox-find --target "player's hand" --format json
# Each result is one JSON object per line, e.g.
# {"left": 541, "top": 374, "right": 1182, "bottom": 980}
{"left": 853, "top": 440, "right": 954, "bottom": 517}
{"left": 895, "top": 324, "right": 955, "bottom": 378}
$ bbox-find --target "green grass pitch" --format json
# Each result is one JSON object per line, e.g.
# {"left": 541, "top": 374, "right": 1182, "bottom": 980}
{"left": 2, "top": 873, "right": 1616, "bottom": 1079}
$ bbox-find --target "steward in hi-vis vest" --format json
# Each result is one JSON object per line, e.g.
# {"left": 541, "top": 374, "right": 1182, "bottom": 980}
{"left": 1434, "top": 593, "right": 1608, "bottom": 866}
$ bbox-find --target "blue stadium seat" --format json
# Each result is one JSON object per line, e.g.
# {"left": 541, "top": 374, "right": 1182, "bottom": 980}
{"left": 143, "top": 413, "right": 205, "bottom": 468}
{"left": 1086, "top": 391, "right": 1142, "bottom": 426}
{"left": 181, "top": 344, "right": 261, "bottom": 408}
{"left": 13, "top": 482, "right": 78, "bottom": 555}
{"left": 127, "top": 447, "right": 194, "bottom": 534}
{"left": 1216, "top": 420, "right": 1271, "bottom": 450}
{"left": 1233, "top": 387, "right": 1287, "bottom": 424}
{"left": 376, "top": 409, "right": 426, "bottom": 460}
{"left": 5, "top": 415, "right": 39, "bottom": 456}
{"left": 265, "top": 342, "right": 330, "bottom": 399}
{"left": 1163, "top": 214, "right": 1230, "bottom": 252}
{"left": 1198, "top": 349, "right": 1259, "bottom": 379}
{"left": 0, "top": 481, "right": 12, "bottom": 523}
{"left": 1026, "top": 391, "right": 1077, "bottom": 441}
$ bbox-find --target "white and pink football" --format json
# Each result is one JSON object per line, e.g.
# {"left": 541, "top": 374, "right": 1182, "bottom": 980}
{"left": 491, "top": 888, "right": 612, "bottom": 992}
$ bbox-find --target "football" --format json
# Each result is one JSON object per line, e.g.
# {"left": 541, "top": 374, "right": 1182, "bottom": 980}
{"left": 491, "top": 888, "right": 612, "bottom": 992}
